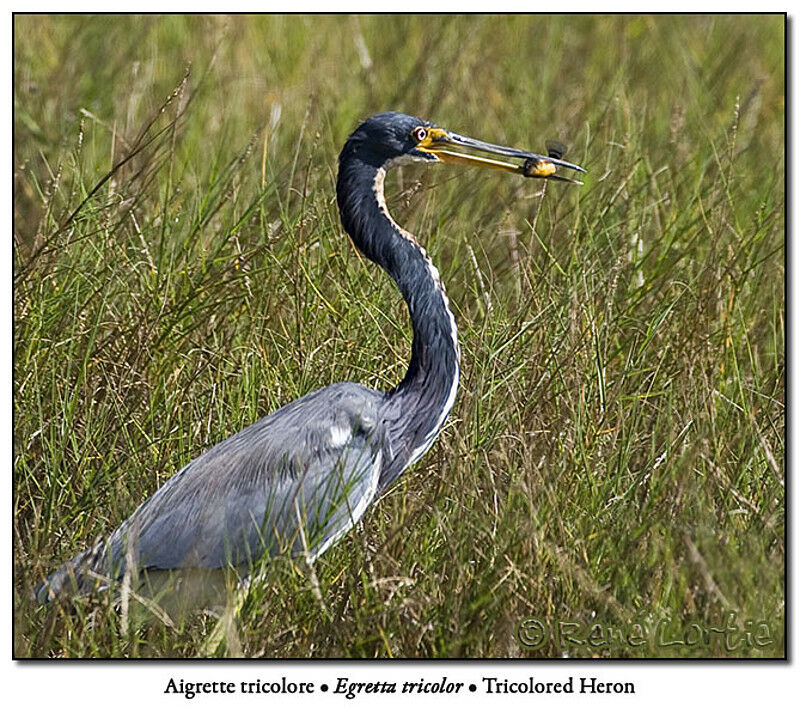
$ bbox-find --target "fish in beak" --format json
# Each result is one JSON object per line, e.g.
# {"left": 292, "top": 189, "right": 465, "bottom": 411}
{"left": 415, "top": 127, "right": 585, "bottom": 184}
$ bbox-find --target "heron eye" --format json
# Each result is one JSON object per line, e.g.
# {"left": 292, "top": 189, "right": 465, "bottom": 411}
{"left": 413, "top": 127, "right": 428, "bottom": 143}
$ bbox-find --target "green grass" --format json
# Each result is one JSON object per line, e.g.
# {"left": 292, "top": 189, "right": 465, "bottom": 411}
{"left": 14, "top": 14, "right": 784, "bottom": 658}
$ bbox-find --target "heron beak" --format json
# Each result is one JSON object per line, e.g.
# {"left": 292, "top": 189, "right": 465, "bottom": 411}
{"left": 416, "top": 127, "right": 586, "bottom": 184}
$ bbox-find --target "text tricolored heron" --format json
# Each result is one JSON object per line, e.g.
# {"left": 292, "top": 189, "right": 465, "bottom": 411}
{"left": 35, "top": 112, "right": 584, "bottom": 604}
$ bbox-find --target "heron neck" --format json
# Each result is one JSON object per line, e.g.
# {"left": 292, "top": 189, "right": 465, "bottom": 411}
{"left": 336, "top": 157, "right": 460, "bottom": 483}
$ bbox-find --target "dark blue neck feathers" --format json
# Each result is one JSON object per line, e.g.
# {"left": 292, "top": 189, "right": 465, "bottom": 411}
{"left": 336, "top": 149, "right": 460, "bottom": 487}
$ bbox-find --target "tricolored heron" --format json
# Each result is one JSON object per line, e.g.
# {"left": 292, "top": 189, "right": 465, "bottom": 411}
{"left": 35, "top": 112, "right": 584, "bottom": 604}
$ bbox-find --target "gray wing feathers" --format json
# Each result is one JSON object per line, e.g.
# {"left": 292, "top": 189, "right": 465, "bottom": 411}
{"left": 37, "top": 383, "right": 385, "bottom": 601}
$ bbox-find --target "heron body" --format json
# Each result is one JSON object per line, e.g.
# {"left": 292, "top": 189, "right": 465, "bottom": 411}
{"left": 36, "top": 112, "right": 584, "bottom": 604}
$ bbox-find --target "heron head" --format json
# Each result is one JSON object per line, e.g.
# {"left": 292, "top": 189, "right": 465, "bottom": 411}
{"left": 343, "top": 112, "right": 438, "bottom": 166}
{"left": 343, "top": 111, "right": 586, "bottom": 182}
